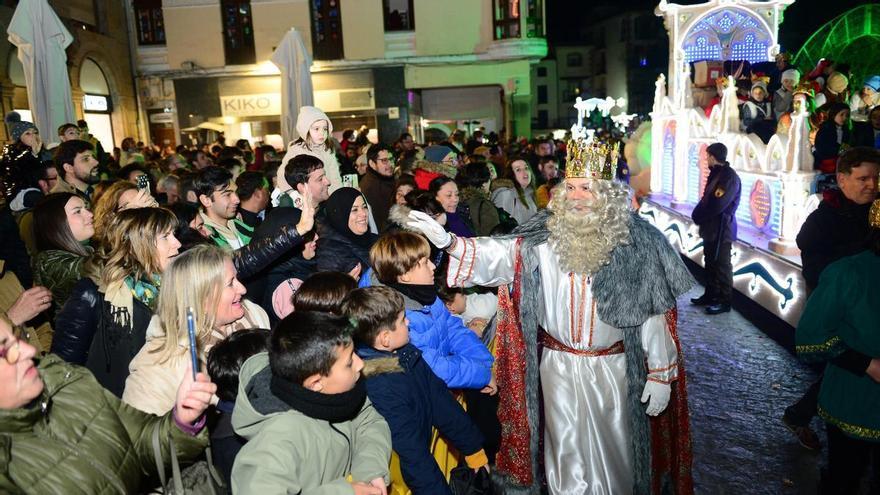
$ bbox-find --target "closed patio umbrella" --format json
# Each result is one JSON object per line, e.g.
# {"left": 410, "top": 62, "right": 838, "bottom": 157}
{"left": 271, "top": 28, "right": 314, "bottom": 146}
{"left": 7, "top": 0, "right": 76, "bottom": 143}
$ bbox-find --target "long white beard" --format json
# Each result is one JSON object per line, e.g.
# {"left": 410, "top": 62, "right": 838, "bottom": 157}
{"left": 547, "top": 191, "right": 630, "bottom": 276}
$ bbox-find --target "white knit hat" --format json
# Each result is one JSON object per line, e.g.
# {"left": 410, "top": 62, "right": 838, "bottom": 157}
{"left": 295, "top": 106, "right": 333, "bottom": 140}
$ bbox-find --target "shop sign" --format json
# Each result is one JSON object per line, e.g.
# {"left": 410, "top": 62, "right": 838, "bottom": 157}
{"left": 219, "top": 93, "right": 281, "bottom": 117}
{"left": 149, "top": 112, "right": 175, "bottom": 124}
{"left": 83, "top": 94, "right": 109, "bottom": 112}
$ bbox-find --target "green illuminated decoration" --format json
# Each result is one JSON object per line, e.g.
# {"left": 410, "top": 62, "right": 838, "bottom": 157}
{"left": 793, "top": 4, "right": 880, "bottom": 86}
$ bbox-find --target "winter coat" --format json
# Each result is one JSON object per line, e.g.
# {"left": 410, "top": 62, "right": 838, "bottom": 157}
{"left": 316, "top": 220, "right": 377, "bottom": 274}
{"left": 459, "top": 187, "right": 500, "bottom": 236}
{"left": 0, "top": 207, "right": 32, "bottom": 288}
{"left": 244, "top": 206, "right": 318, "bottom": 320}
{"left": 796, "top": 189, "right": 873, "bottom": 292}
{"left": 233, "top": 223, "right": 307, "bottom": 280}
{"left": 377, "top": 280, "right": 493, "bottom": 389}
{"left": 0, "top": 354, "right": 207, "bottom": 494}
{"left": 359, "top": 344, "right": 485, "bottom": 494}
{"left": 359, "top": 167, "right": 396, "bottom": 231}
{"left": 231, "top": 353, "right": 392, "bottom": 493}
{"left": 491, "top": 180, "right": 538, "bottom": 225}
{"left": 32, "top": 249, "right": 88, "bottom": 314}
{"left": 51, "top": 277, "right": 152, "bottom": 397}
{"left": 691, "top": 163, "right": 741, "bottom": 244}
{"left": 123, "top": 299, "right": 270, "bottom": 415}
{"left": 0, "top": 141, "right": 42, "bottom": 204}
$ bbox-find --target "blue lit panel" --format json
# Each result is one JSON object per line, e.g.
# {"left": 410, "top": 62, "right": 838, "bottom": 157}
{"left": 682, "top": 7, "right": 772, "bottom": 63}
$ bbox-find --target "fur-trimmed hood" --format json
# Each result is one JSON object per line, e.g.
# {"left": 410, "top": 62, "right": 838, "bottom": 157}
{"left": 360, "top": 355, "right": 403, "bottom": 377}
{"left": 459, "top": 186, "right": 491, "bottom": 202}
{"left": 386, "top": 204, "right": 416, "bottom": 231}
{"left": 413, "top": 160, "right": 457, "bottom": 178}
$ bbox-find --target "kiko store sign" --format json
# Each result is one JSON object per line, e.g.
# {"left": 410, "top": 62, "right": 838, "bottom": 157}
{"left": 219, "top": 93, "right": 281, "bottom": 118}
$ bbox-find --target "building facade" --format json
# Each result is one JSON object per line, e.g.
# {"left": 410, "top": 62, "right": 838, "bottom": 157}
{"left": 0, "top": 0, "right": 139, "bottom": 150}
{"left": 128, "top": 0, "right": 547, "bottom": 147}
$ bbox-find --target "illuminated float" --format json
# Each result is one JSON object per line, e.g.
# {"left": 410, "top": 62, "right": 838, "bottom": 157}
{"left": 643, "top": 0, "right": 810, "bottom": 325}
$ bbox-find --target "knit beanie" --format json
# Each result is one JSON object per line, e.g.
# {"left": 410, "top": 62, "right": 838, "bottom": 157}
{"left": 5, "top": 112, "right": 36, "bottom": 142}
{"left": 295, "top": 106, "right": 333, "bottom": 140}
{"left": 781, "top": 69, "right": 801, "bottom": 84}
{"left": 863, "top": 75, "right": 880, "bottom": 93}
{"left": 424, "top": 145, "right": 454, "bottom": 163}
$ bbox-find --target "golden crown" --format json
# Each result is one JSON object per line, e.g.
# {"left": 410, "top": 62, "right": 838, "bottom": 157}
{"left": 870, "top": 200, "right": 880, "bottom": 228}
{"left": 565, "top": 138, "right": 619, "bottom": 180}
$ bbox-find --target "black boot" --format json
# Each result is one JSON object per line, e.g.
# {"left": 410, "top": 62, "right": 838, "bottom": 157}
{"left": 690, "top": 294, "right": 713, "bottom": 305}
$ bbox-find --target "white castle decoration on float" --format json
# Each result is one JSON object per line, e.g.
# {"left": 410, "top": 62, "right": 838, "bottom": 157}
{"left": 641, "top": 0, "right": 810, "bottom": 327}
{"left": 649, "top": 0, "right": 810, "bottom": 256}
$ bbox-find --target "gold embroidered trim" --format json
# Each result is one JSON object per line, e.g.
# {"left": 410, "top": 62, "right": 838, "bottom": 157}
{"left": 818, "top": 406, "right": 880, "bottom": 440}
{"left": 795, "top": 336, "right": 842, "bottom": 354}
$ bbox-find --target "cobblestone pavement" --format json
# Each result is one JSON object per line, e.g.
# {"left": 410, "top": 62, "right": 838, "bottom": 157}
{"left": 678, "top": 285, "right": 823, "bottom": 495}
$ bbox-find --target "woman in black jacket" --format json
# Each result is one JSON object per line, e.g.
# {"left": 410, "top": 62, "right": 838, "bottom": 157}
{"left": 315, "top": 187, "right": 378, "bottom": 277}
{"left": 51, "top": 207, "right": 180, "bottom": 396}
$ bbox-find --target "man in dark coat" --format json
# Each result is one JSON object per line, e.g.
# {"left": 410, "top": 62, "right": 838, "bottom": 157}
{"left": 691, "top": 142, "right": 741, "bottom": 315}
{"left": 360, "top": 143, "right": 396, "bottom": 231}
{"left": 783, "top": 146, "right": 880, "bottom": 451}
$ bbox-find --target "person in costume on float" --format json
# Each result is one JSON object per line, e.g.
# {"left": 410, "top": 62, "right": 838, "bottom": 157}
{"left": 405, "top": 134, "right": 695, "bottom": 494}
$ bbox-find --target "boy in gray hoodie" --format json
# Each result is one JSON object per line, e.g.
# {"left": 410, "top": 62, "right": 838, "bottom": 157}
{"left": 231, "top": 311, "right": 392, "bottom": 494}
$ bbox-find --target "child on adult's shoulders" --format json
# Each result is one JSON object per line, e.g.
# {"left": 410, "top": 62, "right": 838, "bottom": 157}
{"left": 230, "top": 311, "right": 391, "bottom": 494}
{"left": 344, "top": 286, "right": 489, "bottom": 493}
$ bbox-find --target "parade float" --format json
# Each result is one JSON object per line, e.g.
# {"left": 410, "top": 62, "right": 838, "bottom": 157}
{"left": 643, "top": 0, "right": 809, "bottom": 326}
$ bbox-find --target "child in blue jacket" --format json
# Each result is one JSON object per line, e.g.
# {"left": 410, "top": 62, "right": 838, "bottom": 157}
{"left": 344, "top": 286, "right": 489, "bottom": 493}
{"left": 368, "top": 231, "right": 494, "bottom": 391}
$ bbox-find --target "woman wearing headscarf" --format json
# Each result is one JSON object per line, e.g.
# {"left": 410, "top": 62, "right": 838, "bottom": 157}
{"left": 315, "top": 187, "right": 378, "bottom": 278}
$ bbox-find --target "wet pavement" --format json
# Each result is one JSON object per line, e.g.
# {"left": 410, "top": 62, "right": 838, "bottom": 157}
{"left": 678, "top": 285, "right": 823, "bottom": 495}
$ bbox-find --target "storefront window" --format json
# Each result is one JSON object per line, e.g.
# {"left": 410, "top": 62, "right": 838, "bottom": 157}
{"left": 221, "top": 1, "right": 256, "bottom": 65}
{"left": 383, "top": 0, "right": 414, "bottom": 32}
{"left": 133, "top": 0, "right": 165, "bottom": 45}
{"left": 493, "top": 0, "right": 521, "bottom": 40}
{"left": 310, "top": 0, "right": 344, "bottom": 60}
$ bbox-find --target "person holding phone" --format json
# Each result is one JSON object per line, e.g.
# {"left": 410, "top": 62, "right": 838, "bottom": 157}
{"left": 123, "top": 244, "right": 270, "bottom": 415}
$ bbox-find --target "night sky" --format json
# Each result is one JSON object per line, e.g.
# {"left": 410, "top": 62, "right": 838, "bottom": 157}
{"left": 547, "top": 0, "right": 870, "bottom": 56}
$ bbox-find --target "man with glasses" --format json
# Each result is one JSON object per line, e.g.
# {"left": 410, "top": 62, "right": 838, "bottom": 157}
{"left": 361, "top": 143, "right": 396, "bottom": 230}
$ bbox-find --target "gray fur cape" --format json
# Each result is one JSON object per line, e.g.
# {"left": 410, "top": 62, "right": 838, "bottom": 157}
{"left": 492, "top": 209, "right": 694, "bottom": 494}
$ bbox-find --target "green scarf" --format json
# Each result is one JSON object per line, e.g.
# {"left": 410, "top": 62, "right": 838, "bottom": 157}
{"left": 124, "top": 274, "right": 161, "bottom": 310}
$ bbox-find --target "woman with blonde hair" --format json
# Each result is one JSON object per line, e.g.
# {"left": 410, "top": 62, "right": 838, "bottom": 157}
{"left": 51, "top": 207, "right": 180, "bottom": 396}
{"left": 123, "top": 243, "right": 270, "bottom": 415}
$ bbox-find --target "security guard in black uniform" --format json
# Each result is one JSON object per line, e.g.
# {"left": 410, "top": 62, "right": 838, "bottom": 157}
{"left": 691, "top": 143, "right": 741, "bottom": 315}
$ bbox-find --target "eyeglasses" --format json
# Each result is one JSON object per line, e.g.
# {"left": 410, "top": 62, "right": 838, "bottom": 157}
{"left": 0, "top": 336, "right": 21, "bottom": 365}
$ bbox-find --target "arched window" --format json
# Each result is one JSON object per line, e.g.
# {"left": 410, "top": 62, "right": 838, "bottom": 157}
{"left": 79, "top": 58, "right": 114, "bottom": 151}
{"left": 682, "top": 8, "right": 771, "bottom": 64}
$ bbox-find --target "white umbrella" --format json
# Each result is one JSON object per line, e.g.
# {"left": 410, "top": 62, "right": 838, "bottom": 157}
{"left": 271, "top": 28, "right": 313, "bottom": 146}
{"left": 7, "top": 0, "right": 76, "bottom": 142}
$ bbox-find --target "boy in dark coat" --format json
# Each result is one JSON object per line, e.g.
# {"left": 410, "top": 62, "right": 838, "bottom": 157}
{"left": 343, "top": 286, "right": 489, "bottom": 494}
{"left": 691, "top": 142, "right": 741, "bottom": 314}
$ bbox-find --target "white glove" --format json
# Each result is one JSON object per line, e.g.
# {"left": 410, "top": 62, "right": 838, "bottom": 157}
{"left": 406, "top": 210, "right": 453, "bottom": 248}
{"left": 640, "top": 381, "right": 671, "bottom": 416}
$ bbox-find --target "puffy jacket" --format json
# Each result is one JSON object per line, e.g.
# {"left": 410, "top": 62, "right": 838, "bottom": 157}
{"left": 231, "top": 353, "right": 391, "bottom": 493}
{"left": 51, "top": 277, "right": 151, "bottom": 397}
{"left": 316, "top": 221, "right": 377, "bottom": 274}
{"left": 0, "top": 354, "right": 207, "bottom": 494}
{"left": 32, "top": 249, "right": 88, "bottom": 314}
{"left": 490, "top": 180, "right": 538, "bottom": 226}
{"left": 373, "top": 278, "right": 493, "bottom": 389}
{"left": 0, "top": 141, "right": 42, "bottom": 204}
{"left": 233, "top": 223, "right": 306, "bottom": 280}
{"left": 359, "top": 344, "right": 484, "bottom": 494}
